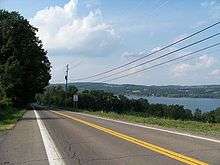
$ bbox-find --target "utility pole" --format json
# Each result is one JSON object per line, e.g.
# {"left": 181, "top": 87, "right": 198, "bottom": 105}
{"left": 65, "top": 64, "right": 69, "bottom": 107}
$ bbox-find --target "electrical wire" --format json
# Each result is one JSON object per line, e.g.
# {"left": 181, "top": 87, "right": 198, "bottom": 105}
{"left": 92, "top": 32, "right": 220, "bottom": 81}
{"left": 99, "top": 42, "right": 220, "bottom": 83}
{"left": 73, "top": 21, "right": 220, "bottom": 81}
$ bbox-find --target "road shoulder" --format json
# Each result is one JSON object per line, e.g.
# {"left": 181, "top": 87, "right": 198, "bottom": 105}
{"left": 0, "top": 110, "right": 49, "bottom": 165}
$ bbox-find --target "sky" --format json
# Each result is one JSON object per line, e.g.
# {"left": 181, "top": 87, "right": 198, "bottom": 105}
{"left": 1, "top": 0, "right": 220, "bottom": 85}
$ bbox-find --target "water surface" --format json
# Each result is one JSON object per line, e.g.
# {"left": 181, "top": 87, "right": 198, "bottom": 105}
{"left": 127, "top": 96, "right": 220, "bottom": 112}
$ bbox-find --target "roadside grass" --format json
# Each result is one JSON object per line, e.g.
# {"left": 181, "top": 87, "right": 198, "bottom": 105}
{"left": 0, "top": 109, "right": 25, "bottom": 131}
{"left": 72, "top": 109, "right": 220, "bottom": 137}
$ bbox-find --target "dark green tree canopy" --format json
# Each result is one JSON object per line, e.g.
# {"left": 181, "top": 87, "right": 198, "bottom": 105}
{"left": 0, "top": 10, "right": 51, "bottom": 105}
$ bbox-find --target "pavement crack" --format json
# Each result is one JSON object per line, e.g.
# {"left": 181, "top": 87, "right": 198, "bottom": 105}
{"left": 84, "top": 153, "right": 161, "bottom": 164}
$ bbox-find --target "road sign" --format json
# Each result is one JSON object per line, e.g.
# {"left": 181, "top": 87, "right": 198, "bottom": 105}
{"left": 73, "top": 94, "right": 78, "bottom": 102}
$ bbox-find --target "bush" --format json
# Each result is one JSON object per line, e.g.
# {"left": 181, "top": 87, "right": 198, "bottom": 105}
{"left": 214, "top": 108, "right": 220, "bottom": 123}
{"left": 0, "top": 84, "right": 12, "bottom": 119}
{"left": 36, "top": 86, "right": 220, "bottom": 123}
{"left": 37, "top": 87, "right": 195, "bottom": 121}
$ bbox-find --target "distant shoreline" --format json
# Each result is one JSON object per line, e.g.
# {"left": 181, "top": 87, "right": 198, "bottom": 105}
{"left": 126, "top": 94, "right": 220, "bottom": 99}
{"left": 127, "top": 95, "right": 220, "bottom": 112}
{"left": 51, "top": 82, "right": 220, "bottom": 99}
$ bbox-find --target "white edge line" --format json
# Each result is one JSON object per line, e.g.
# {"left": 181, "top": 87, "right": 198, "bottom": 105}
{"left": 64, "top": 111, "right": 220, "bottom": 144}
{"left": 34, "top": 110, "right": 66, "bottom": 165}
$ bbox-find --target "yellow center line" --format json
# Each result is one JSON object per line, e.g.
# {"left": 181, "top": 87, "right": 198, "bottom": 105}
{"left": 51, "top": 110, "right": 208, "bottom": 165}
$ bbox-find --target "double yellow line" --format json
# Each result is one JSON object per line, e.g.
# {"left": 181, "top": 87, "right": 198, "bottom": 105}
{"left": 51, "top": 111, "right": 208, "bottom": 165}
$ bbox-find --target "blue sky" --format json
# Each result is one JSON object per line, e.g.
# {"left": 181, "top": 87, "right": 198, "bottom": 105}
{"left": 1, "top": 0, "right": 220, "bottom": 85}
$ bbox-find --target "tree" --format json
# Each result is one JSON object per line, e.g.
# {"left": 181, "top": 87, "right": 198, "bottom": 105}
{"left": 214, "top": 107, "right": 220, "bottom": 123}
{"left": 67, "top": 85, "right": 78, "bottom": 96}
{"left": 0, "top": 10, "right": 51, "bottom": 105}
{"left": 0, "top": 82, "right": 12, "bottom": 112}
{"left": 194, "top": 108, "right": 202, "bottom": 121}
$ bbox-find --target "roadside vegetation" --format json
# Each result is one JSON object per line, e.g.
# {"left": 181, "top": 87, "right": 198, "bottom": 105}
{"left": 0, "top": 10, "right": 51, "bottom": 130}
{"left": 79, "top": 110, "right": 220, "bottom": 136}
{"left": 0, "top": 108, "right": 25, "bottom": 131}
{"left": 0, "top": 9, "right": 219, "bottom": 135}
{"left": 0, "top": 84, "right": 25, "bottom": 131}
{"left": 36, "top": 85, "right": 220, "bottom": 135}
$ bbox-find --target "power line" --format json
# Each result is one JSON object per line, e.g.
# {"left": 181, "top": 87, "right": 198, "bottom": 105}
{"left": 69, "top": 60, "right": 83, "bottom": 70}
{"left": 99, "top": 42, "right": 220, "bottom": 83}
{"left": 117, "top": 0, "right": 145, "bottom": 23}
{"left": 92, "top": 32, "right": 220, "bottom": 81}
{"left": 118, "top": 0, "right": 170, "bottom": 63}
{"left": 73, "top": 21, "right": 220, "bottom": 81}
{"left": 146, "top": 0, "right": 170, "bottom": 18}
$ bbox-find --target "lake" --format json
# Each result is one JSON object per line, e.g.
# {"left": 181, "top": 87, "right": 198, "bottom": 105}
{"left": 127, "top": 96, "right": 220, "bottom": 112}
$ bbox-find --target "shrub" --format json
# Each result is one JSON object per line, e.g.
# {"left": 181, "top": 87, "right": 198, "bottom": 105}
{"left": 214, "top": 108, "right": 220, "bottom": 123}
{"left": 0, "top": 84, "right": 12, "bottom": 117}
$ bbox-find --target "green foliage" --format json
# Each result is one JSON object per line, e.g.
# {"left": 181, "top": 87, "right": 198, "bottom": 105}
{"left": 0, "top": 83, "right": 12, "bottom": 112}
{"left": 82, "top": 111, "right": 220, "bottom": 135}
{"left": 0, "top": 109, "right": 25, "bottom": 131}
{"left": 67, "top": 85, "right": 78, "bottom": 95}
{"left": 37, "top": 86, "right": 220, "bottom": 123}
{"left": 36, "top": 85, "right": 78, "bottom": 107}
{"left": 37, "top": 87, "right": 198, "bottom": 121}
{"left": 202, "top": 108, "right": 220, "bottom": 123}
{"left": 191, "top": 107, "right": 220, "bottom": 123}
{"left": 214, "top": 108, "right": 220, "bottom": 123}
{"left": 0, "top": 10, "right": 51, "bottom": 105}
{"left": 73, "top": 82, "right": 220, "bottom": 99}
{"left": 194, "top": 108, "right": 202, "bottom": 121}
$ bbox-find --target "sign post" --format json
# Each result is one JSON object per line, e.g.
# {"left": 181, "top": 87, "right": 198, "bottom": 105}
{"left": 73, "top": 94, "right": 78, "bottom": 109}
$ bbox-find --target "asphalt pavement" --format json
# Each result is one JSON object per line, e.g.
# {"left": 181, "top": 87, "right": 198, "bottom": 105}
{"left": 0, "top": 109, "right": 220, "bottom": 165}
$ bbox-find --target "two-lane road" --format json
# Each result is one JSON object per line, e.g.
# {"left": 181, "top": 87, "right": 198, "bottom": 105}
{"left": 0, "top": 109, "right": 220, "bottom": 165}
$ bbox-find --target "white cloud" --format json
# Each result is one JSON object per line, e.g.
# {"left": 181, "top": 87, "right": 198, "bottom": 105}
{"left": 121, "top": 51, "right": 133, "bottom": 61}
{"left": 121, "top": 51, "right": 145, "bottom": 61}
{"left": 172, "top": 63, "right": 191, "bottom": 77}
{"left": 84, "top": 0, "right": 100, "bottom": 9}
{"left": 201, "top": 0, "right": 220, "bottom": 19}
{"left": 171, "top": 55, "right": 216, "bottom": 77}
{"left": 198, "top": 55, "right": 215, "bottom": 67}
{"left": 31, "top": 0, "right": 119, "bottom": 56}
{"left": 151, "top": 45, "right": 178, "bottom": 53}
{"left": 201, "top": 0, "right": 216, "bottom": 7}
{"left": 210, "top": 69, "right": 220, "bottom": 76}
{"left": 151, "top": 46, "right": 161, "bottom": 52}
{"left": 172, "top": 34, "right": 187, "bottom": 42}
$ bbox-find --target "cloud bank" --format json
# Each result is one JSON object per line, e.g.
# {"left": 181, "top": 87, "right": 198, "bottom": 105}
{"left": 31, "top": 0, "right": 119, "bottom": 56}
{"left": 172, "top": 55, "right": 215, "bottom": 77}
{"left": 210, "top": 69, "right": 220, "bottom": 76}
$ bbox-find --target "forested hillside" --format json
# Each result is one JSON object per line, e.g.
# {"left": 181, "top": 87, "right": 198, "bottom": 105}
{"left": 36, "top": 85, "right": 220, "bottom": 123}
{"left": 53, "top": 82, "right": 220, "bottom": 99}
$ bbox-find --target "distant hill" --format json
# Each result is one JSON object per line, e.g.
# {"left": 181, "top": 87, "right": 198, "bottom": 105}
{"left": 52, "top": 82, "right": 220, "bottom": 99}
